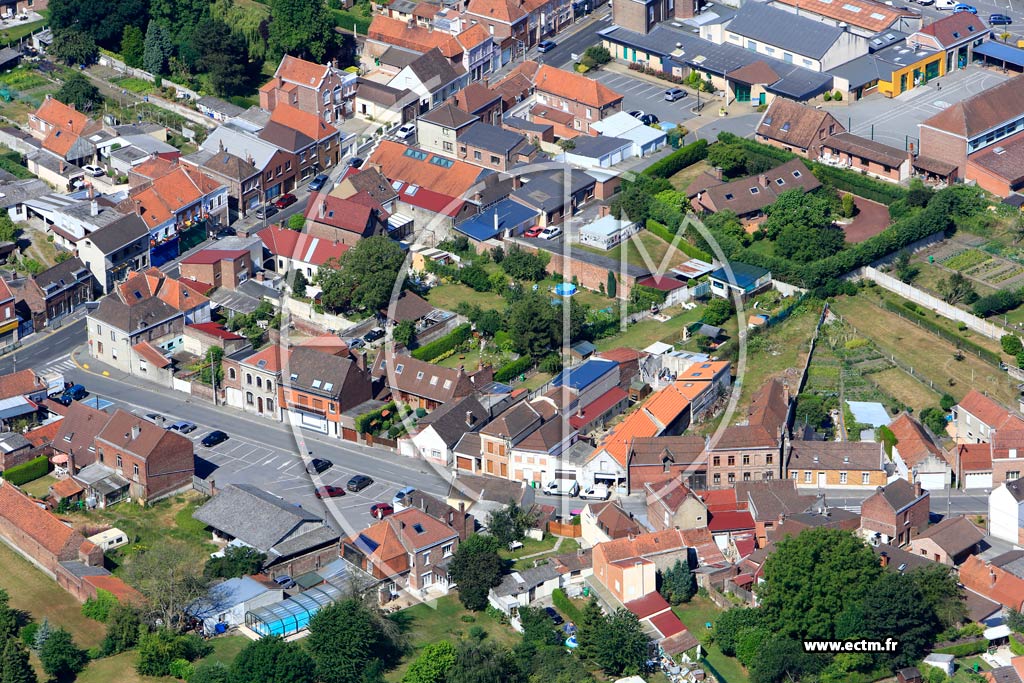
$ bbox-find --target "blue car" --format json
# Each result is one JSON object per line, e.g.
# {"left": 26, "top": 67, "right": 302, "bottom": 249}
{"left": 954, "top": 3, "right": 977, "bottom": 13}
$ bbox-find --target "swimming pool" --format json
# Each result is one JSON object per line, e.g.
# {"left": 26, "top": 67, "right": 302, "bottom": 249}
{"left": 554, "top": 282, "right": 577, "bottom": 296}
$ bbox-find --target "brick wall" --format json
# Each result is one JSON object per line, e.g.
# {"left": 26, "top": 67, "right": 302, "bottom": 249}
{"left": 966, "top": 159, "right": 1015, "bottom": 197}
{"left": 919, "top": 127, "right": 967, "bottom": 177}
{"left": 517, "top": 241, "right": 637, "bottom": 299}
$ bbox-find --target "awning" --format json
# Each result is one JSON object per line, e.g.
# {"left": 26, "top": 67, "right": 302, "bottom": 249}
{"left": 985, "top": 624, "right": 1012, "bottom": 640}
{"left": 973, "top": 41, "right": 1024, "bottom": 69}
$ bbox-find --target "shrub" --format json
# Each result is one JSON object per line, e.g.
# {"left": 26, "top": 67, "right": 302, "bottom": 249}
{"left": 552, "top": 589, "right": 583, "bottom": 623}
{"left": 539, "top": 354, "right": 562, "bottom": 374}
{"left": 833, "top": 90, "right": 843, "bottom": 101}
{"left": 973, "top": 289, "right": 1024, "bottom": 318}
{"left": 646, "top": 220, "right": 712, "bottom": 261}
{"left": 810, "top": 163, "right": 908, "bottom": 205}
{"left": 494, "top": 356, "right": 534, "bottom": 382}
{"left": 642, "top": 139, "right": 709, "bottom": 179}
{"left": 2, "top": 455, "right": 50, "bottom": 486}
{"left": 932, "top": 638, "right": 986, "bottom": 657}
{"left": 1002, "top": 334, "right": 1023, "bottom": 356}
{"left": 169, "top": 658, "right": 194, "bottom": 680}
{"left": 81, "top": 590, "right": 118, "bottom": 623}
{"left": 354, "top": 401, "right": 397, "bottom": 435}
{"left": 823, "top": 91, "right": 832, "bottom": 102}
{"left": 411, "top": 323, "right": 473, "bottom": 362}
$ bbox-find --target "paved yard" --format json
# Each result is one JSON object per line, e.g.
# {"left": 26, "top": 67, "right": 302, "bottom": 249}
{"left": 588, "top": 70, "right": 697, "bottom": 129}
{"left": 842, "top": 195, "right": 891, "bottom": 243}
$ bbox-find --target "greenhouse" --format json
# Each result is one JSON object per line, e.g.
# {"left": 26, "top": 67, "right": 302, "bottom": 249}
{"left": 244, "top": 583, "right": 343, "bottom": 637}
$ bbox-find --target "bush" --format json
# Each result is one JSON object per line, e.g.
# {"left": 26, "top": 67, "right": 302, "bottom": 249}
{"left": 1002, "top": 334, "right": 1023, "bottom": 356}
{"left": 169, "top": 658, "right": 194, "bottom": 680}
{"left": 539, "top": 354, "right": 562, "bottom": 374}
{"left": 354, "top": 401, "right": 397, "bottom": 435}
{"left": 833, "top": 90, "right": 843, "bottom": 101}
{"left": 81, "top": 590, "right": 118, "bottom": 623}
{"left": 552, "top": 589, "right": 583, "bottom": 623}
{"left": 823, "top": 91, "right": 832, "bottom": 102}
{"left": 494, "top": 356, "right": 534, "bottom": 382}
{"left": 2, "top": 455, "right": 50, "bottom": 486}
{"left": 973, "top": 289, "right": 1024, "bottom": 318}
{"left": 642, "top": 139, "right": 709, "bottom": 179}
{"left": 459, "top": 265, "right": 491, "bottom": 292}
{"left": 646, "top": 220, "right": 712, "bottom": 261}
{"left": 411, "top": 323, "right": 473, "bottom": 362}
{"left": 932, "top": 638, "right": 986, "bottom": 657}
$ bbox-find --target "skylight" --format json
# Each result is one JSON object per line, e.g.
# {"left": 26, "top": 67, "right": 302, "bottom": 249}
{"left": 403, "top": 148, "right": 428, "bottom": 161}
{"left": 430, "top": 376, "right": 438, "bottom": 385}
{"left": 323, "top": 383, "right": 333, "bottom": 391}
{"left": 842, "top": 4, "right": 862, "bottom": 12}
{"left": 413, "top": 523, "right": 425, "bottom": 534}
{"left": 443, "top": 380, "right": 452, "bottom": 389}
{"left": 290, "top": 373, "right": 298, "bottom": 380}
{"left": 781, "top": 122, "right": 791, "bottom": 132}
{"left": 133, "top": 290, "right": 143, "bottom": 299}
{"left": 775, "top": 178, "right": 785, "bottom": 185}
{"left": 312, "top": 379, "right": 322, "bottom": 388}
{"left": 430, "top": 156, "right": 454, "bottom": 168}
{"left": 763, "top": 116, "right": 773, "bottom": 125}
{"left": 416, "top": 371, "right": 424, "bottom": 380}
{"left": 405, "top": 185, "right": 420, "bottom": 196}
{"left": 869, "top": 11, "right": 885, "bottom": 19}
{"left": 793, "top": 170, "right": 802, "bottom": 178}
{"left": 257, "top": 359, "right": 267, "bottom": 369}
{"left": 396, "top": 364, "right": 405, "bottom": 374}
{"left": 750, "top": 187, "right": 759, "bottom": 194}
{"left": 724, "top": 193, "right": 734, "bottom": 200}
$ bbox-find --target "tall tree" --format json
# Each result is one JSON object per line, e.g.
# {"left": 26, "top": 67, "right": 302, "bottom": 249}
{"left": 0, "top": 639, "right": 35, "bottom": 683}
{"left": 590, "top": 609, "right": 648, "bottom": 677}
{"left": 659, "top": 559, "right": 695, "bottom": 605}
{"left": 317, "top": 236, "right": 406, "bottom": 314}
{"left": 775, "top": 223, "right": 846, "bottom": 263}
{"left": 38, "top": 629, "right": 86, "bottom": 681}
{"left": 486, "top": 503, "right": 538, "bottom": 548}
{"left": 446, "top": 534, "right": 505, "bottom": 612}
{"left": 307, "top": 599, "right": 398, "bottom": 683}
{"left": 268, "top": 0, "right": 337, "bottom": 62}
{"left": 100, "top": 605, "right": 142, "bottom": 656}
{"left": 518, "top": 607, "right": 561, "bottom": 647}
{"left": 909, "top": 564, "right": 967, "bottom": 630}
{"left": 230, "top": 636, "right": 316, "bottom": 683}
{"left": 143, "top": 21, "right": 174, "bottom": 76}
{"left": 446, "top": 640, "right": 517, "bottom": 683}
{"left": 713, "top": 607, "right": 763, "bottom": 657}
{"left": 0, "top": 589, "right": 17, "bottom": 644}
{"left": 393, "top": 319, "right": 416, "bottom": 348}
{"left": 938, "top": 271, "right": 977, "bottom": 305}
{"left": 757, "top": 528, "right": 882, "bottom": 641}
{"left": 851, "top": 572, "right": 939, "bottom": 669}
{"left": 149, "top": 0, "right": 211, "bottom": 41}
{"left": 575, "top": 598, "right": 604, "bottom": 663}
{"left": 121, "top": 25, "right": 145, "bottom": 68}
{"left": 508, "top": 293, "right": 560, "bottom": 359}
{"left": 48, "top": 0, "right": 148, "bottom": 47}
{"left": 401, "top": 640, "right": 455, "bottom": 683}
{"left": 124, "top": 541, "right": 209, "bottom": 631}
{"left": 49, "top": 28, "right": 99, "bottom": 66}
{"left": 187, "top": 18, "right": 255, "bottom": 97}
{"left": 55, "top": 73, "right": 102, "bottom": 113}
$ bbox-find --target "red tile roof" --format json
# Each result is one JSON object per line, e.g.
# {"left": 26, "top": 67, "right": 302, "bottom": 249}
{"left": 958, "top": 390, "right": 1024, "bottom": 430}
{"left": 889, "top": 412, "right": 947, "bottom": 468}
{"left": 126, "top": 166, "right": 224, "bottom": 229}
{"left": 187, "top": 322, "right": 245, "bottom": 341}
{"left": 368, "top": 140, "right": 483, "bottom": 198}
{"left": 534, "top": 65, "right": 623, "bottom": 109}
{"left": 958, "top": 443, "right": 992, "bottom": 473}
{"left": 649, "top": 609, "right": 687, "bottom": 638}
{"left": 0, "top": 369, "right": 43, "bottom": 400}
{"left": 391, "top": 181, "right": 466, "bottom": 217}
{"left": 697, "top": 488, "right": 743, "bottom": 512}
{"left": 34, "top": 97, "right": 89, "bottom": 133}
{"left": 914, "top": 11, "right": 988, "bottom": 48}
{"left": 257, "top": 224, "right": 349, "bottom": 266}
{"left": 624, "top": 592, "right": 671, "bottom": 619}
{"left": 132, "top": 341, "right": 171, "bottom": 368}
{"left": 367, "top": 16, "right": 463, "bottom": 58}
{"left": 0, "top": 480, "right": 94, "bottom": 557}
{"left": 596, "top": 347, "right": 646, "bottom": 363}
{"left": 241, "top": 345, "right": 288, "bottom": 373}
{"left": 83, "top": 575, "right": 145, "bottom": 605}
{"left": 24, "top": 420, "right": 61, "bottom": 447}
{"left": 592, "top": 408, "right": 660, "bottom": 468}
{"left": 42, "top": 127, "right": 80, "bottom": 157}
{"left": 51, "top": 477, "right": 84, "bottom": 499}
{"left": 961, "top": 553, "right": 1024, "bottom": 610}
{"left": 180, "top": 249, "right": 248, "bottom": 265}
{"left": 274, "top": 55, "right": 330, "bottom": 89}
{"left": 707, "top": 510, "right": 756, "bottom": 533}
{"left": 643, "top": 383, "right": 691, "bottom": 428}
{"left": 569, "top": 386, "right": 627, "bottom": 430}
{"left": 304, "top": 192, "right": 385, "bottom": 234}
{"left": 269, "top": 103, "right": 338, "bottom": 142}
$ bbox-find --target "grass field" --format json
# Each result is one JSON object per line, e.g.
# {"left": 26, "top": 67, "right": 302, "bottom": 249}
{"left": 868, "top": 367, "right": 944, "bottom": 414}
{"left": 831, "top": 294, "right": 1017, "bottom": 405}
{"left": 425, "top": 282, "right": 502, "bottom": 311}
{"left": 667, "top": 159, "right": 711, "bottom": 192}
{"left": 672, "top": 597, "right": 749, "bottom": 683}
{"left": 0, "top": 542, "right": 106, "bottom": 648}
{"left": 19, "top": 474, "right": 56, "bottom": 498}
{"left": 575, "top": 231, "right": 692, "bottom": 273}
{"left": 735, "top": 304, "right": 822, "bottom": 409}
{"left": 594, "top": 306, "right": 703, "bottom": 352}
{"left": 75, "top": 635, "right": 248, "bottom": 683}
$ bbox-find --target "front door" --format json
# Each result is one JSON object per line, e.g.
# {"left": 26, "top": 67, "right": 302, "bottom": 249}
{"left": 758, "top": 92, "right": 766, "bottom": 106}
{"left": 735, "top": 84, "right": 751, "bottom": 103}
{"left": 257, "top": 397, "right": 263, "bottom": 413}
{"left": 817, "top": 472, "right": 826, "bottom": 488}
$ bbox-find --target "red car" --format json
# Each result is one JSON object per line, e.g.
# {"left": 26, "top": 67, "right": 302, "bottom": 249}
{"left": 523, "top": 225, "right": 543, "bottom": 238}
{"left": 315, "top": 485, "right": 346, "bottom": 499}
{"left": 370, "top": 503, "right": 394, "bottom": 518}
{"left": 273, "top": 193, "right": 297, "bottom": 209}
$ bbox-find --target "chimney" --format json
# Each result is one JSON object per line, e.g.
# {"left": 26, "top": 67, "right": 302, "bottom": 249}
{"left": 319, "top": 200, "right": 326, "bottom": 219}
{"left": 466, "top": 410, "right": 476, "bottom": 427}
{"left": 991, "top": 569, "right": 998, "bottom": 587}
{"left": 355, "top": 349, "right": 367, "bottom": 372}
{"left": 130, "top": 425, "right": 140, "bottom": 440}
{"left": 59, "top": 161, "right": 65, "bottom": 174}
{"left": 91, "top": 198, "right": 98, "bottom": 217}
{"left": 712, "top": 166, "right": 723, "bottom": 181}
{"left": 879, "top": 552, "right": 889, "bottom": 568}
{"left": 219, "top": 139, "right": 225, "bottom": 153}
{"left": 914, "top": 482, "right": 922, "bottom": 498}
{"left": 908, "top": 141, "right": 915, "bottom": 165}
{"left": 759, "top": 174, "right": 769, "bottom": 188}
{"left": 407, "top": 17, "right": 415, "bottom": 28}
{"left": 598, "top": 205, "right": 611, "bottom": 218}
{"left": 136, "top": 201, "right": 145, "bottom": 217}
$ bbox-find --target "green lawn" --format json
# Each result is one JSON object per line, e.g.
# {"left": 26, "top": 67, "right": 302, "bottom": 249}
{"left": 672, "top": 597, "right": 749, "bottom": 683}
{"left": 574, "top": 231, "right": 692, "bottom": 273}
{"left": 667, "top": 159, "right": 711, "bottom": 192}
{"left": 112, "top": 77, "right": 158, "bottom": 95}
{"left": 500, "top": 534, "right": 558, "bottom": 561}
{"left": 0, "top": 19, "right": 46, "bottom": 47}
{"left": 425, "top": 282, "right": 503, "bottom": 312}
{"left": 735, "top": 304, "right": 822, "bottom": 410}
{"left": 595, "top": 305, "right": 703, "bottom": 352}
{"left": 19, "top": 474, "right": 56, "bottom": 498}
{"left": 74, "top": 635, "right": 249, "bottom": 683}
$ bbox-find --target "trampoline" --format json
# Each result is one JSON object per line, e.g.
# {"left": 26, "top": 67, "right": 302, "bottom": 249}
{"left": 244, "top": 583, "right": 343, "bottom": 637}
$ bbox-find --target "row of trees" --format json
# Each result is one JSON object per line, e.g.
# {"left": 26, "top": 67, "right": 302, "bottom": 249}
{"left": 714, "top": 528, "right": 967, "bottom": 683}
{"left": 48, "top": 0, "right": 343, "bottom": 97}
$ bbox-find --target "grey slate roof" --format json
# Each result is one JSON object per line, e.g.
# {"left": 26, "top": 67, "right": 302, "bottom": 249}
{"left": 512, "top": 167, "right": 596, "bottom": 213}
{"left": 418, "top": 394, "right": 489, "bottom": 447}
{"left": 491, "top": 564, "right": 561, "bottom": 597}
{"left": 285, "top": 346, "right": 358, "bottom": 397}
{"left": 876, "top": 478, "right": 922, "bottom": 511}
{"left": 87, "top": 213, "right": 150, "bottom": 253}
{"left": 568, "top": 134, "right": 632, "bottom": 159}
{"left": 408, "top": 48, "right": 466, "bottom": 88}
{"left": 193, "top": 483, "right": 330, "bottom": 554}
{"left": 724, "top": 3, "right": 843, "bottom": 59}
{"left": 458, "top": 122, "right": 527, "bottom": 155}
{"left": 91, "top": 292, "right": 180, "bottom": 333}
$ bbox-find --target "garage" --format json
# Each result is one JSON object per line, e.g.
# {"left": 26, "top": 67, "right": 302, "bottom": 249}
{"left": 917, "top": 472, "right": 947, "bottom": 491}
{"left": 456, "top": 456, "right": 474, "bottom": 471}
{"left": 290, "top": 410, "right": 328, "bottom": 434}
{"left": 963, "top": 471, "right": 992, "bottom": 490}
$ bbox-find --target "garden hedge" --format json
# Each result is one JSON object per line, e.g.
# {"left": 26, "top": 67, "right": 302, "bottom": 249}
{"left": 642, "top": 139, "right": 708, "bottom": 179}
{"left": 2, "top": 455, "right": 50, "bottom": 486}
{"left": 647, "top": 219, "right": 712, "bottom": 262}
{"left": 809, "top": 163, "right": 908, "bottom": 205}
{"left": 494, "top": 356, "right": 534, "bottom": 382}
{"left": 411, "top": 323, "right": 472, "bottom": 362}
{"left": 354, "top": 401, "right": 397, "bottom": 435}
{"left": 932, "top": 638, "right": 986, "bottom": 657}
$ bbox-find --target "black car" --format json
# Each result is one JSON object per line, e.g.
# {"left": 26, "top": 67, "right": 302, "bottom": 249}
{"left": 990, "top": 12, "right": 1013, "bottom": 24}
{"left": 348, "top": 157, "right": 364, "bottom": 169}
{"left": 640, "top": 113, "right": 659, "bottom": 126}
{"left": 347, "top": 474, "right": 373, "bottom": 492}
{"left": 306, "top": 458, "right": 333, "bottom": 475}
{"left": 309, "top": 173, "right": 330, "bottom": 192}
{"left": 544, "top": 607, "right": 564, "bottom": 626}
{"left": 210, "top": 226, "right": 236, "bottom": 240}
{"left": 362, "top": 328, "right": 385, "bottom": 343}
{"left": 201, "top": 430, "right": 229, "bottom": 447}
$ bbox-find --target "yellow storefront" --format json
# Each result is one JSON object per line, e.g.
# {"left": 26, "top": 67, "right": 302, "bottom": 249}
{"left": 878, "top": 53, "right": 944, "bottom": 98}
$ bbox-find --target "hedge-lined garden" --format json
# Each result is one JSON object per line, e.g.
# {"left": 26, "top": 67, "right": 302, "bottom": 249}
{"left": 410, "top": 323, "right": 473, "bottom": 363}
{"left": 2, "top": 455, "right": 50, "bottom": 486}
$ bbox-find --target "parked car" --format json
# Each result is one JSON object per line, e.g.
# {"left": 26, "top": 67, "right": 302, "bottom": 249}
{"left": 201, "top": 430, "right": 229, "bottom": 447}
{"left": 543, "top": 480, "right": 580, "bottom": 496}
{"left": 396, "top": 123, "right": 417, "bottom": 141}
{"left": 627, "top": 110, "right": 645, "bottom": 119}
{"left": 664, "top": 88, "right": 687, "bottom": 102}
{"left": 348, "top": 337, "right": 366, "bottom": 349}
{"left": 370, "top": 503, "right": 394, "bottom": 518}
{"left": 82, "top": 164, "right": 105, "bottom": 177}
{"left": 348, "top": 156, "right": 364, "bottom": 169}
{"left": 308, "top": 173, "right": 330, "bottom": 192}
{"left": 989, "top": 12, "right": 1012, "bottom": 23}
{"left": 579, "top": 484, "right": 610, "bottom": 500}
{"left": 538, "top": 226, "right": 562, "bottom": 240}
{"left": 393, "top": 486, "right": 416, "bottom": 507}
{"left": 273, "top": 575, "right": 296, "bottom": 589}
{"left": 537, "top": 39, "right": 557, "bottom": 53}
{"left": 640, "top": 113, "right": 659, "bottom": 126}
{"left": 953, "top": 3, "right": 977, "bottom": 12}
{"left": 254, "top": 204, "right": 278, "bottom": 220}
{"left": 362, "top": 327, "right": 385, "bottom": 343}
{"left": 210, "top": 226, "right": 236, "bottom": 240}
{"left": 347, "top": 474, "right": 374, "bottom": 492}
{"left": 58, "top": 384, "right": 87, "bottom": 405}
{"left": 544, "top": 607, "right": 564, "bottom": 626}
{"left": 273, "top": 193, "right": 297, "bottom": 209}
{"left": 315, "top": 485, "right": 346, "bottom": 499}
{"left": 306, "top": 458, "right": 333, "bottom": 474}
{"left": 168, "top": 420, "right": 197, "bottom": 434}
{"left": 144, "top": 412, "right": 165, "bottom": 424}
{"left": 523, "top": 225, "right": 544, "bottom": 238}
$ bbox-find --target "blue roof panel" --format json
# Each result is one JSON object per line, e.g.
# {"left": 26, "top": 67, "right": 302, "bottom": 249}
{"left": 551, "top": 358, "right": 617, "bottom": 391}
{"left": 973, "top": 41, "right": 1024, "bottom": 67}
{"left": 455, "top": 198, "right": 539, "bottom": 242}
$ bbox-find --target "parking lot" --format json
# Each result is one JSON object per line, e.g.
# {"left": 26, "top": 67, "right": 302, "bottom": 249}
{"left": 589, "top": 70, "right": 698, "bottom": 129}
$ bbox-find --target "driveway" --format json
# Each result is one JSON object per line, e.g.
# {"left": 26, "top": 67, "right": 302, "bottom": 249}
{"left": 588, "top": 70, "right": 697, "bottom": 129}
{"left": 843, "top": 195, "right": 891, "bottom": 243}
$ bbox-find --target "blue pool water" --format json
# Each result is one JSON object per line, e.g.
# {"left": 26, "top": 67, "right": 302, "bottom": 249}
{"left": 554, "top": 283, "right": 577, "bottom": 296}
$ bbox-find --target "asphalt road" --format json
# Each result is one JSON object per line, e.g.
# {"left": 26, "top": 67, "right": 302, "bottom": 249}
{"left": 540, "top": 16, "right": 614, "bottom": 69}
{"left": 0, "top": 318, "right": 85, "bottom": 376}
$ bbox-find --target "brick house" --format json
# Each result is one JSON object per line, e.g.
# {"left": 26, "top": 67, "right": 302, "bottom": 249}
{"left": 93, "top": 409, "right": 194, "bottom": 503}
{"left": 180, "top": 148, "right": 261, "bottom": 221}
{"left": 10, "top": 257, "right": 95, "bottom": 332}
{"left": 611, "top": 0, "right": 697, "bottom": 34}
{"left": 343, "top": 507, "right": 460, "bottom": 595}
{"left": 907, "top": 515, "right": 984, "bottom": 566}
{"left": 258, "top": 54, "right": 358, "bottom": 124}
{"left": 888, "top": 412, "right": 952, "bottom": 489}
{"left": 179, "top": 249, "right": 253, "bottom": 291}
{"left": 734, "top": 479, "right": 815, "bottom": 545}
{"left": 451, "top": 83, "right": 503, "bottom": 126}
{"left": 906, "top": 13, "right": 989, "bottom": 80}
{"left": 223, "top": 345, "right": 286, "bottom": 422}
{"left": 952, "top": 389, "right": 1024, "bottom": 444}
{"left": 960, "top": 551, "right": 1024, "bottom": 611}
{"left": 280, "top": 346, "right": 372, "bottom": 438}
{"left": 627, "top": 435, "right": 707, "bottom": 494}
{"left": 199, "top": 125, "right": 300, "bottom": 205}
{"left": 818, "top": 133, "right": 913, "bottom": 183}
{"left": 785, "top": 439, "right": 888, "bottom": 489}
{"left": 302, "top": 192, "right": 390, "bottom": 247}
{"left": 859, "top": 479, "right": 930, "bottom": 547}
{"left": 755, "top": 97, "right": 845, "bottom": 158}
{"left": 706, "top": 379, "right": 789, "bottom": 488}
{"left": 54, "top": 401, "right": 110, "bottom": 474}
{"left": 193, "top": 483, "right": 341, "bottom": 580}
{"left": 531, "top": 65, "right": 623, "bottom": 137}
{"left": 371, "top": 351, "right": 491, "bottom": 411}
{"left": 260, "top": 104, "right": 346, "bottom": 184}
{"left": 645, "top": 478, "right": 710, "bottom": 532}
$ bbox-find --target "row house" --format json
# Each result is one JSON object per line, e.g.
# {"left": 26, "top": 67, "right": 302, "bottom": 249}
{"left": 223, "top": 345, "right": 285, "bottom": 422}
{"left": 531, "top": 65, "right": 623, "bottom": 137}
{"left": 406, "top": 394, "right": 491, "bottom": 466}
{"left": 372, "top": 351, "right": 491, "bottom": 411}
{"left": 785, "top": 439, "right": 888, "bottom": 490}
{"left": 180, "top": 147, "right": 261, "bottom": 222}
{"left": 991, "top": 480, "right": 1024, "bottom": 546}
{"left": 626, "top": 435, "right": 707, "bottom": 494}
{"left": 76, "top": 213, "right": 150, "bottom": 295}
{"left": 706, "top": 379, "right": 789, "bottom": 488}
{"left": 734, "top": 478, "right": 815, "bottom": 545}
{"left": 256, "top": 224, "right": 349, "bottom": 281}
{"left": 179, "top": 248, "right": 254, "bottom": 291}
{"left": 474, "top": 397, "right": 557, "bottom": 479}
{"left": 303, "top": 191, "right": 391, "bottom": 247}
{"left": 451, "top": 82, "right": 504, "bottom": 126}
{"left": 465, "top": 0, "right": 572, "bottom": 64}
{"left": 28, "top": 96, "right": 102, "bottom": 166}
{"left": 907, "top": 516, "right": 984, "bottom": 567}
{"left": 756, "top": 97, "right": 845, "bottom": 159}
{"left": 280, "top": 346, "right": 372, "bottom": 437}
{"left": 200, "top": 123, "right": 300, "bottom": 207}
{"left": 417, "top": 103, "right": 535, "bottom": 171}
{"left": 888, "top": 412, "right": 952, "bottom": 490}
{"left": 259, "top": 104, "right": 348, "bottom": 183}
{"left": 645, "top": 478, "right": 709, "bottom": 532}
{"left": 259, "top": 54, "right": 358, "bottom": 124}
{"left": 952, "top": 389, "right": 1024, "bottom": 444}
{"left": 960, "top": 550, "right": 1024, "bottom": 612}
{"left": 581, "top": 500, "right": 643, "bottom": 547}
{"left": 859, "top": 479, "right": 930, "bottom": 547}
{"left": 0, "top": 279, "right": 17, "bottom": 348}
{"left": 10, "top": 256, "right": 95, "bottom": 332}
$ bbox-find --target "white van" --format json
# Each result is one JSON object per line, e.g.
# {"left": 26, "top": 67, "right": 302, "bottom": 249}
{"left": 935, "top": 0, "right": 957, "bottom": 10}
{"left": 543, "top": 480, "right": 580, "bottom": 497}
{"left": 87, "top": 528, "right": 130, "bottom": 552}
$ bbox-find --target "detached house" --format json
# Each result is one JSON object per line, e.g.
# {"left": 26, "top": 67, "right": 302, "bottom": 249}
{"left": 258, "top": 54, "right": 358, "bottom": 124}
{"left": 343, "top": 507, "right": 460, "bottom": 596}
{"left": 859, "top": 479, "right": 930, "bottom": 547}
{"left": 908, "top": 515, "right": 984, "bottom": 566}
{"left": 755, "top": 97, "right": 845, "bottom": 158}
{"left": 531, "top": 65, "right": 623, "bottom": 137}
{"left": 689, "top": 159, "right": 822, "bottom": 218}
{"left": 888, "top": 412, "right": 951, "bottom": 490}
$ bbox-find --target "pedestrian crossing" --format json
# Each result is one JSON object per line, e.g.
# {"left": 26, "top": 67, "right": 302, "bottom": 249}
{"left": 36, "top": 358, "right": 76, "bottom": 375}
